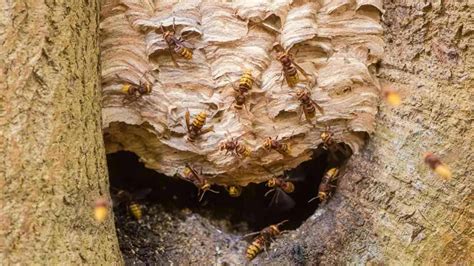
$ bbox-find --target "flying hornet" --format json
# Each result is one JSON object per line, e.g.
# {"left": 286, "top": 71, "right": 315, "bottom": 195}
{"left": 111, "top": 187, "right": 152, "bottom": 220}
{"left": 263, "top": 167, "right": 305, "bottom": 211}
{"left": 424, "top": 152, "right": 452, "bottom": 180}
{"left": 265, "top": 176, "right": 296, "bottom": 211}
{"left": 382, "top": 87, "right": 402, "bottom": 106}
{"left": 93, "top": 198, "right": 111, "bottom": 223}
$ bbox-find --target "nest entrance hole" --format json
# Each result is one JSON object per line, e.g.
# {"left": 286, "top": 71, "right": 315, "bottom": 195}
{"left": 106, "top": 146, "right": 351, "bottom": 260}
{"left": 107, "top": 147, "right": 351, "bottom": 231}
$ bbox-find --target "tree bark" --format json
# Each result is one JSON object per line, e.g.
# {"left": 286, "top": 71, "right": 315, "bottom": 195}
{"left": 0, "top": 1, "right": 121, "bottom": 264}
{"left": 270, "top": 1, "right": 473, "bottom": 264}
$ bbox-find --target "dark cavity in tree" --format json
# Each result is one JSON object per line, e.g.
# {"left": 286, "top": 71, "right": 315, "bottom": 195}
{"left": 107, "top": 145, "right": 350, "bottom": 265}
{"left": 107, "top": 145, "right": 351, "bottom": 232}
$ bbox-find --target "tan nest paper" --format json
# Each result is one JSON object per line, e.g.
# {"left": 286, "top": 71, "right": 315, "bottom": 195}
{"left": 100, "top": 0, "right": 383, "bottom": 186}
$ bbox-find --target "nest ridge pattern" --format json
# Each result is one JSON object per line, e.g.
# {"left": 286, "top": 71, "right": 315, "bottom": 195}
{"left": 101, "top": 0, "right": 383, "bottom": 186}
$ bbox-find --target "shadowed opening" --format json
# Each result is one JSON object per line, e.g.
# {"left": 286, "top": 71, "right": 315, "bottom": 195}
{"left": 107, "top": 145, "right": 351, "bottom": 263}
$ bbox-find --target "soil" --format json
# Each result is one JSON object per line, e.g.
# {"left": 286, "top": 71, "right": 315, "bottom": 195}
{"left": 114, "top": 203, "right": 246, "bottom": 265}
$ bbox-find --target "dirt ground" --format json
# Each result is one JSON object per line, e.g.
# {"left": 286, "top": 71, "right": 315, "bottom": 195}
{"left": 115, "top": 203, "right": 248, "bottom": 265}
{"left": 114, "top": 200, "right": 339, "bottom": 265}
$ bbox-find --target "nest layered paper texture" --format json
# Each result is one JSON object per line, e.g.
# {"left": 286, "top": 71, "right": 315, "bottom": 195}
{"left": 100, "top": 0, "right": 383, "bottom": 186}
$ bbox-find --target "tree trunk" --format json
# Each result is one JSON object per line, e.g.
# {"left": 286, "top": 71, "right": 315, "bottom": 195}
{"left": 0, "top": 1, "right": 121, "bottom": 264}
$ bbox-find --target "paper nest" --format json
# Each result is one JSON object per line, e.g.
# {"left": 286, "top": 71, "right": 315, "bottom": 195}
{"left": 100, "top": 0, "right": 384, "bottom": 186}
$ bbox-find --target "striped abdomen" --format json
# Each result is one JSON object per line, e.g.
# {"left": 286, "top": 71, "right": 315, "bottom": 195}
{"left": 183, "top": 167, "right": 194, "bottom": 179}
{"left": 186, "top": 112, "right": 206, "bottom": 142}
{"left": 236, "top": 143, "right": 251, "bottom": 157}
{"left": 318, "top": 168, "right": 339, "bottom": 201}
{"left": 284, "top": 67, "right": 299, "bottom": 88}
{"left": 121, "top": 84, "right": 133, "bottom": 95}
{"left": 122, "top": 84, "right": 143, "bottom": 95}
{"left": 278, "top": 53, "right": 299, "bottom": 88}
{"left": 142, "top": 83, "right": 152, "bottom": 94}
{"left": 278, "top": 143, "right": 290, "bottom": 153}
{"left": 191, "top": 112, "right": 207, "bottom": 131}
{"left": 175, "top": 45, "right": 193, "bottom": 59}
{"left": 325, "top": 168, "right": 339, "bottom": 181}
{"left": 246, "top": 236, "right": 265, "bottom": 261}
{"left": 129, "top": 202, "right": 142, "bottom": 220}
{"left": 239, "top": 70, "right": 254, "bottom": 93}
{"left": 303, "top": 102, "right": 316, "bottom": 118}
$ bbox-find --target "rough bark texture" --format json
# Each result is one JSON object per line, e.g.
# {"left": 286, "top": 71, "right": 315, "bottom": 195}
{"left": 100, "top": 0, "right": 383, "bottom": 185}
{"left": 270, "top": 1, "right": 473, "bottom": 264}
{"left": 109, "top": 1, "right": 473, "bottom": 265}
{"left": 0, "top": 1, "right": 122, "bottom": 264}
